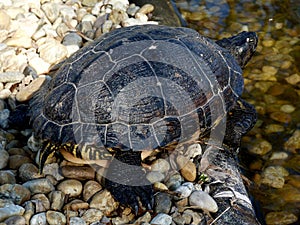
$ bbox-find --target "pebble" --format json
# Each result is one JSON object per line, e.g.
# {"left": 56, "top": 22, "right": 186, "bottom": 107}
{"left": 31, "top": 193, "right": 50, "bottom": 210}
{"left": 0, "top": 184, "right": 31, "bottom": 205}
{"left": 270, "top": 111, "right": 292, "bottom": 123}
{"left": 174, "top": 182, "right": 194, "bottom": 199}
{"left": 154, "top": 192, "right": 172, "bottom": 214}
{"left": 176, "top": 155, "right": 197, "bottom": 182}
{"left": 18, "top": 163, "right": 42, "bottom": 182}
{"left": 82, "top": 180, "right": 102, "bottom": 201}
{"left": 165, "top": 172, "right": 183, "bottom": 191}
{"left": 0, "top": 72, "right": 24, "bottom": 83}
{"left": 0, "top": 150, "right": 9, "bottom": 169}
{"left": 89, "top": 190, "right": 119, "bottom": 215}
{"left": 38, "top": 38, "right": 68, "bottom": 65}
{"left": 81, "top": 209, "right": 103, "bottom": 224}
{"left": 285, "top": 73, "right": 300, "bottom": 85}
{"left": 146, "top": 171, "right": 165, "bottom": 183}
{"left": 284, "top": 129, "right": 300, "bottom": 153}
{"left": 8, "top": 155, "right": 32, "bottom": 170}
{"left": 280, "top": 104, "right": 295, "bottom": 113}
{"left": 60, "top": 165, "right": 95, "bottom": 180}
{"left": 30, "top": 212, "right": 47, "bottom": 225}
{"left": 264, "top": 124, "right": 285, "bottom": 134}
{"left": 23, "top": 178, "right": 55, "bottom": 194}
{"left": 0, "top": 10, "right": 10, "bottom": 30}
{"left": 0, "top": 170, "right": 16, "bottom": 184}
{"left": 151, "top": 158, "right": 170, "bottom": 173}
{"left": 4, "top": 215, "right": 26, "bottom": 225}
{"left": 247, "top": 138, "right": 272, "bottom": 155}
{"left": 49, "top": 191, "right": 65, "bottom": 211}
{"left": 189, "top": 190, "right": 218, "bottom": 212}
{"left": 57, "top": 179, "right": 83, "bottom": 198}
{"left": 269, "top": 152, "right": 289, "bottom": 160}
{"left": 0, "top": 204, "right": 25, "bottom": 222}
{"left": 46, "top": 211, "right": 66, "bottom": 225}
{"left": 137, "top": 3, "right": 154, "bottom": 14}
{"left": 69, "top": 217, "right": 86, "bottom": 225}
{"left": 265, "top": 211, "right": 298, "bottom": 225}
{"left": 16, "top": 76, "right": 47, "bottom": 102}
{"left": 150, "top": 213, "right": 172, "bottom": 225}
{"left": 261, "top": 166, "right": 289, "bottom": 188}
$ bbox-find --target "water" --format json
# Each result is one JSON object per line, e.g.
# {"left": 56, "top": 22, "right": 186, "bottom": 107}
{"left": 177, "top": 0, "right": 300, "bottom": 224}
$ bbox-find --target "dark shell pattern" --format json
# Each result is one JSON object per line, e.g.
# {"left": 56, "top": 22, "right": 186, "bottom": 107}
{"left": 30, "top": 25, "right": 244, "bottom": 159}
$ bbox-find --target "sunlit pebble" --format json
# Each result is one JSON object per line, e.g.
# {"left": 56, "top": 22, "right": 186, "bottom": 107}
{"left": 280, "top": 104, "right": 295, "bottom": 113}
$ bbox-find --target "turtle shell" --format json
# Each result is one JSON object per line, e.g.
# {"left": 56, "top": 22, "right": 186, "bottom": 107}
{"left": 30, "top": 25, "right": 244, "bottom": 159}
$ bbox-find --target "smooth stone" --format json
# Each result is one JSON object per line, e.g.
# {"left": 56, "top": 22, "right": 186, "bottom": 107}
{"left": 185, "top": 143, "right": 202, "bottom": 159}
{"left": 127, "top": 4, "right": 140, "bottom": 16}
{"left": 0, "top": 89, "right": 11, "bottom": 99}
{"left": 4, "top": 215, "right": 26, "bottom": 225}
{"left": 151, "top": 158, "right": 170, "bottom": 173}
{"left": 28, "top": 56, "right": 51, "bottom": 75}
{"left": 150, "top": 213, "right": 172, "bottom": 225}
{"left": 264, "top": 124, "right": 285, "bottom": 134}
{"left": 0, "top": 170, "right": 16, "bottom": 184}
{"left": 270, "top": 151, "right": 289, "bottom": 160}
{"left": 0, "top": 204, "right": 25, "bottom": 222}
{"left": 38, "top": 38, "right": 68, "bottom": 65}
{"left": 278, "top": 184, "right": 300, "bottom": 203}
{"left": 154, "top": 192, "right": 172, "bottom": 214}
{"left": 8, "top": 155, "right": 32, "bottom": 170}
{"left": 18, "top": 163, "right": 42, "bottom": 182}
{"left": 60, "top": 165, "right": 95, "bottom": 180}
{"left": 165, "top": 173, "right": 183, "bottom": 191}
{"left": 153, "top": 182, "right": 168, "bottom": 191}
{"left": 284, "top": 130, "right": 300, "bottom": 153}
{"left": 82, "top": 180, "right": 102, "bottom": 202}
{"left": 265, "top": 211, "right": 298, "bottom": 225}
{"left": 89, "top": 190, "right": 119, "bottom": 215}
{"left": 62, "top": 33, "right": 83, "bottom": 47}
{"left": 41, "top": 2, "right": 60, "bottom": 23}
{"left": 146, "top": 171, "right": 165, "bottom": 183}
{"left": 137, "top": 3, "right": 154, "bottom": 14}
{"left": 0, "top": 150, "right": 9, "bottom": 169}
{"left": 31, "top": 194, "right": 50, "bottom": 210}
{"left": 5, "top": 31, "right": 33, "bottom": 49}
{"left": 0, "top": 184, "right": 31, "bottom": 205}
{"left": 248, "top": 139, "right": 272, "bottom": 155}
{"left": 57, "top": 179, "right": 83, "bottom": 198}
{"left": 46, "top": 211, "right": 66, "bottom": 225}
{"left": 23, "top": 178, "right": 55, "bottom": 194}
{"left": 261, "top": 166, "right": 289, "bottom": 188}
{"left": 285, "top": 73, "right": 300, "bottom": 85}
{"left": 42, "top": 163, "right": 64, "bottom": 181}
{"left": 81, "top": 0, "right": 98, "bottom": 7}
{"left": 0, "top": 72, "right": 24, "bottom": 83}
{"left": 0, "top": 109, "right": 9, "bottom": 128}
{"left": 176, "top": 155, "right": 197, "bottom": 182}
{"left": 182, "top": 209, "right": 204, "bottom": 224}
{"left": 69, "top": 217, "right": 86, "bottom": 225}
{"left": 49, "top": 191, "right": 65, "bottom": 211}
{"left": 189, "top": 190, "right": 218, "bottom": 212}
{"left": 81, "top": 209, "right": 103, "bottom": 224}
{"left": 134, "top": 212, "right": 151, "bottom": 224}
{"left": 270, "top": 111, "right": 292, "bottom": 123}
{"left": 16, "top": 76, "right": 47, "bottom": 102}
{"left": 30, "top": 212, "right": 47, "bottom": 225}
{"left": 280, "top": 104, "right": 295, "bottom": 113}
{"left": 175, "top": 182, "right": 194, "bottom": 199}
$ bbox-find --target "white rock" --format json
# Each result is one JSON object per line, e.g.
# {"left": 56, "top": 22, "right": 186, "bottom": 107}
{"left": 0, "top": 89, "right": 11, "bottom": 99}
{"left": 30, "top": 212, "right": 47, "bottom": 225}
{"left": 57, "top": 179, "right": 83, "bottom": 197}
{"left": 60, "top": 5, "right": 77, "bottom": 21}
{"left": 175, "top": 182, "right": 194, "bottom": 199}
{"left": 69, "top": 217, "right": 86, "bottom": 225}
{"left": 189, "top": 190, "right": 218, "bottom": 212}
{"left": 150, "top": 213, "right": 172, "bottom": 225}
{"left": 41, "top": 2, "right": 60, "bottom": 23}
{"left": 0, "top": 71, "right": 24, "bottom": 83}
{"left": 0, "top": 10, "right": 11, "bottom": 30}
{"left": 185, "top": 143, "right": 202, "bottom": 159}
{"left": 38, "top": 38, "right": 68, "bottom": 65}
{"left": 16, "top": 76, "right": 47, "bottom": 102}
{"left": 28, "top": 56, "right": 51, "bottom": 75}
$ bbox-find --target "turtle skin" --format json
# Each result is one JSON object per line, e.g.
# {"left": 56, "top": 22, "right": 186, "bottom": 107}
{"left": 28, "top": 25, "right": 258, "bottom": 212}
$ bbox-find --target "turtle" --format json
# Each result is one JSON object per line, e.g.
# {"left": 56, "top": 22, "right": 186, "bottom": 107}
{"left": 27, "top": 25, "right": 258, "bottom": 212}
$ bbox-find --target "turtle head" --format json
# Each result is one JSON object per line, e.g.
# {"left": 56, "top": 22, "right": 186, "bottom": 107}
{"left": 216, "top": 31, "right": 258, "bottom": 68}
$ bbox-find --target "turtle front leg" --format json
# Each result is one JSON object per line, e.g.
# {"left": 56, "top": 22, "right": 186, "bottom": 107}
{"left": 38, "top": 141, "right": 58, "bottom": 174}
{"left": 224, "top": 98, "right": 257, "bottom": 148}
{"left": 105, "top": 150, "right": 153, "bottom": 213}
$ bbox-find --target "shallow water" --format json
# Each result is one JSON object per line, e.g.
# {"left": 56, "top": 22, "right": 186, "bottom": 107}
{"left": 177, "top": 0, "right": 300, "bottom": 224}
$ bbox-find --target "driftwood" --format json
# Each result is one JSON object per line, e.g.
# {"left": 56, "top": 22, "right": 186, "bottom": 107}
{"left": 199, "top": 145, "right": 261, "bottom": 225}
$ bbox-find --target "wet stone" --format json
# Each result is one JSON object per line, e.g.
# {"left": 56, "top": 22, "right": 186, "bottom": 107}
{"left": 57, "top": 179, "right": 83, "bottom": 198}
{"left": 284, "top": 129, "right": 300, "bottom": 153}
{"left": 46, "top": 211, "right": 66, "bottom": 225}
{"left": 261, "top": 166, "right": 289, "bottom": 188}
{"left": 23, "top": 178, "right": 55, "bottom": 194}
{"left": 248, "top": 138, "right": 272, "bottom": 155}
{"left": 154, "top": 192, "right": 172, "bottom": 214}
{"left": 270, "top": 111, "right": 292, "bottom": 123}
{"left": 189, "top": 190, "right": 218, "bottom": 212}
{"left": 60, "top": 165, "right": 95, "bottom": 180}
{"left": 0, "top": 72, "right": 24, "bottom": 83}
{"left": 0, "top": 184, "right": 31, "bottom": 205}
